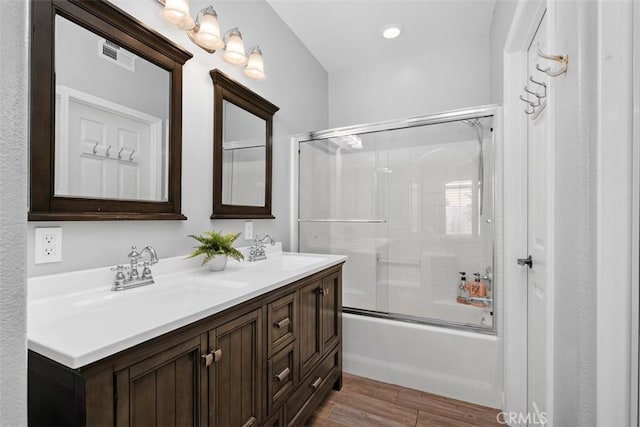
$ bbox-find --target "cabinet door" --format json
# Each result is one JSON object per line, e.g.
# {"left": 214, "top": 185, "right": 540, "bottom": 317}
{"left": 115, "top": 336, "right": 203, "bottom": 427}
{"left": 320, "top": 272, "right": 341, "bottom": 353}
{"left": 298, "top": 279, "right": 322, "bottom": 380}
{"left": 208, "top": 309, "right": 263, "bottom": 427}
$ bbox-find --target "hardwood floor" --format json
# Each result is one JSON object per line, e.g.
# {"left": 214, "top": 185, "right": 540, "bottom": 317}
{"left": 307, "top": 373, "right": 501, "bottom": 427}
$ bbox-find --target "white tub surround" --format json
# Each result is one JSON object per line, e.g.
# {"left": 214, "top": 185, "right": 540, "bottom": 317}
{"left": 28, "top": 247, "right": 346, "bottom": 368}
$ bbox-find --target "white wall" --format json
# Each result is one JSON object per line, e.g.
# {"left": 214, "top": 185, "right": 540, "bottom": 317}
{"left": 328, "top": 36, "right": 491, "bottom": 128}
{"left": 490, "top": 0, "right": 518, "bottom": 103}
{"left": 28, "top": 0, "right": 328, "bottom": 277}
{"left": 0, "top": 0, "right": 28, "bottom": 424}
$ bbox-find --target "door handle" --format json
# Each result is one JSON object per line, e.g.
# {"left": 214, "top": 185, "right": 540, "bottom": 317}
{"left": 517, "top": 255, "right": 533, "bottom": 268}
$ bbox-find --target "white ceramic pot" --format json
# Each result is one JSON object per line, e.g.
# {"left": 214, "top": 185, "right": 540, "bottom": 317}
{"left": 208, "top": 255, "right": 228, "bottom": 272}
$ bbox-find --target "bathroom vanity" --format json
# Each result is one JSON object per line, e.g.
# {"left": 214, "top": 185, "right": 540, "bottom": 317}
{"left": 28, "top": 251, "right": 345, "bottom": 426}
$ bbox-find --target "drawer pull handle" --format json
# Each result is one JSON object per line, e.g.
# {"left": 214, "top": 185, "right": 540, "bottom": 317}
{"left": 274, "top": 317, "right": 290, "bottom": 329}
{"left": 311, "top": 376, "right": 322, "bottom": 390}
{"left": 201, "top": 349, "right": 223, "bottom": 367}
{"left": 242, "top": 417, "right": 257, "bottom": 427}
{"left": 319, "top": 287, "right": 330, "bottom": 296}
{"left": 274, "top": 367, "right": 290, "bottom": 382}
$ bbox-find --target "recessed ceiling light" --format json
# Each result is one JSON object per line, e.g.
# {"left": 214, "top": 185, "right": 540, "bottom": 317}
{"left": 382, "top": 26, "right": 401, "bottom": 39}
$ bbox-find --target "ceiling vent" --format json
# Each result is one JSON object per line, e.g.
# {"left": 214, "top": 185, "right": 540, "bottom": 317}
{"left": 98, "top": 39, "right": 135, "bottom": 72}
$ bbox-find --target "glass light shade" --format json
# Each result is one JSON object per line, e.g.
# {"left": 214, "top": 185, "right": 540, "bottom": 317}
{"left": 244, "top": 46, "right": 266, "bottom": 80}
{"left": 223, "top": 28, "right": 247, "bottom": 65}
{"left": 161, "top": 0, "right": 195, "bottom": 30}
{"left": 193, "top": 7, "right": 224, "bottom": 50}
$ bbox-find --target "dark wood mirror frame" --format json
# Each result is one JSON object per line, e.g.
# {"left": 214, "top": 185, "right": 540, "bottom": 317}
{"left": 210, "top": 70, "right": 279, "bottom": 219}
{"left": 29, "top": 0, "right": 193, "bottom": 221}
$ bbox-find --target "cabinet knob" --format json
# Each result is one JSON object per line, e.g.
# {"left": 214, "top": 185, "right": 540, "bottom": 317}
{"left": 274, "top": 317, "right": 290, "bottom": 329}
{"left": 310, "top": 376, "right": 322, "bottom": 390}
{"left": 274, "top": 367, "right": 290, "bottom": 382}
{"left": 201, "top": 349, "right": 223, "bottom": 367}
{"left": 319, "top": 287, "right": 330, "bottom": 296}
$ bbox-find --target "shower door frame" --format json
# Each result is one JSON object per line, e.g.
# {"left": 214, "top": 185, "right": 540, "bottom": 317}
{"left": 290, "top": 104, "right": 500, "bottom": 335}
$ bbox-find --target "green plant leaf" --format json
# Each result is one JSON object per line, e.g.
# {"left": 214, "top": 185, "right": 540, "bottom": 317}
{"left": 187, "top": 230, "right": 245, "bottom": 264}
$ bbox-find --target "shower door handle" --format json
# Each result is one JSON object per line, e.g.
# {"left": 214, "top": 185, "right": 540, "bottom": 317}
{"left": 517, "top": 255, "right": 533, "bottom": 268}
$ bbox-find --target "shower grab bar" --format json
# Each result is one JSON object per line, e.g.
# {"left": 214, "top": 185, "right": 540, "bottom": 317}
{"left": 297, "top": 219, "right": 387, "bottom": 223}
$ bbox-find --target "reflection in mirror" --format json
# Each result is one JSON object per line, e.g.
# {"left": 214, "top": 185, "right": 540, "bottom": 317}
{"left": 54, "top": 16, "right": 170, "bottom": 202}
{"left": 221, "top": 100, "right": 266, "bottom": 207}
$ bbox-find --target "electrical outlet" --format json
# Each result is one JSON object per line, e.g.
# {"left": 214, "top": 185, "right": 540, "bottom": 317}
{"left": 244, "top": 221, "right": 254, "bottom": 240}
{"left": 35, "top": 227, "right": 62, "bottom": 264}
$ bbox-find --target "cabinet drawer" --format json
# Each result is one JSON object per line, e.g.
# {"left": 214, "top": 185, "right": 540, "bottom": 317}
{"left": 267, "top": 342, "right": 296, "bottom": 414}
{"left": 285, "top": 346, "right": 340, "bottom": 426}
{"left": 267, "top": 292, "right": 297, "bottom": 357}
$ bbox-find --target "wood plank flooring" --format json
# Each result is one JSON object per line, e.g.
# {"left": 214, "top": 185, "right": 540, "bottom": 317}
{"left": 308, "top": 373, "right": 501, "bottom": 427}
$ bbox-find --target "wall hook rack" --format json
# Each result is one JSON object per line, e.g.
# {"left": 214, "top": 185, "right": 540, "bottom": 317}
{"left": 535, "top": 47, "right": 568, "bottom": 77}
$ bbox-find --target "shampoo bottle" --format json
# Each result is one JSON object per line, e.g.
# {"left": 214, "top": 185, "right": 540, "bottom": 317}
{"left": 470, "top": 272, "right": 487, "bottom": 307}
{"left": 456, "top": 272, "right": 469, "bottom": 304}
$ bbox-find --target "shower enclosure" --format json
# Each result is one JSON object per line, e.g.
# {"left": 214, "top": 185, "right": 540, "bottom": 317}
{"left": 294, "top": 105, "right": 497, "bottom": 333}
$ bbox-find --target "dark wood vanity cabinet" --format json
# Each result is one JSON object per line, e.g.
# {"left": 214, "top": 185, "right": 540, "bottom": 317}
{"left": 28, "top": 263, "right": 343, "bottom": 427}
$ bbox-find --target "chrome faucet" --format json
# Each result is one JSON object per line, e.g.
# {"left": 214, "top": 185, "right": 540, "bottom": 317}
{"left": 111, "top": 245, "right": 159, "bottom": 291}
{"left": 249, "top": 235, "right": 275, "bottom": 262}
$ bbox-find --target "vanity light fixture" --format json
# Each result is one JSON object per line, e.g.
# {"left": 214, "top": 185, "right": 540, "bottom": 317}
{"left": 382, "top": 25, "right": 401, "bottom": 39}
{"left": 187, "top": 6, "right": 224, "bottom": 52}
{"left": 244, "top": 46, "right": 266, "bottom": 80}
{"left": 161, "top": 0, "right": 194, "bottom": 30}
{"left": 158, "top": 0, "right": 266, "bottom": 79}
{"left": 222, "top": 28, "right": 247, "bottom": 65}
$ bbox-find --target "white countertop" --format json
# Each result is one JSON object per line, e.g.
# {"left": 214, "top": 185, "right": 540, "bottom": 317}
{"left": 28, "top": 248, "right": 346, "bottom": 369}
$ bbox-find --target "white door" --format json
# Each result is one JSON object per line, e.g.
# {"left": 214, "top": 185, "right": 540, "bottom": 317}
{"left": 525, "top": 12, "right": 551, "bottom": 425}
{"left": 55, "top": 88, "right": 163, "bottom": 202}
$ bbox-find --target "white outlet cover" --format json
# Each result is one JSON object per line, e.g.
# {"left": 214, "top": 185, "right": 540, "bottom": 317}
{"left": 35, "top": 227, "right": 62, "bottom": 264}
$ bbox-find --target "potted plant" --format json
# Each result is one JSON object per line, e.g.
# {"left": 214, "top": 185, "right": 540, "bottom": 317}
{"left": 187, "top": 231, "right": 244, "bottom": 271}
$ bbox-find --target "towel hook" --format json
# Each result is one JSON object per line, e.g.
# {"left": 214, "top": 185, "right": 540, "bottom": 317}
{"left": 524, "top": 86, "right": 544, "bottom": 102}
{"left": 536, "top": 47, "right": 568, "bottom": 77}
{"left": 528, "top": 76, "right": 547, "bottom": 97}
{"left": 524, "top": 86, "right": 544, "bottom": 107}
{"left": 118, "top": 147, "right": 124, "bottom": 160}
{"left": 92, "top": 142, "right": 99, "bottom": 155}
{"left": 105, "top": 145, "right": 112, "bottom": 158}
{"left": 129, "top": 149, "right": 135, "bottom": 162}
{"left": 519, "top": 95, "right": 536, "bottom": 115}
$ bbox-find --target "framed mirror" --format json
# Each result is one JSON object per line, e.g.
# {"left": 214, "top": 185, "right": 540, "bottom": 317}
{"left": 210, "top": 70, "right": 279, "bottom": 219}
{"left": 29, "top": 0, "right": 192, "bottom": 220}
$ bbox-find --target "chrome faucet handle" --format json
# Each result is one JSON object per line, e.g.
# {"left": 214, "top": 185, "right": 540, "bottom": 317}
{"left": 128, "top": 245, "right": 140, "bottom": 260}
{"left": 141, "top": 261, "right": 153, "bottom": 279}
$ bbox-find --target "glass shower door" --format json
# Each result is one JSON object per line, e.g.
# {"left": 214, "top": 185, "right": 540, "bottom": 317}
{"left": 298, "top": 136, "right": 388, "bottom": 311}
{"left": 298, "top": 114, "right": 495, "bottom": 331}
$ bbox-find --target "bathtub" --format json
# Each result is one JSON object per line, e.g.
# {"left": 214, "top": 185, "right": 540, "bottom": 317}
{"left": 342, "top": 313, "right": 503, "bottom": 408}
